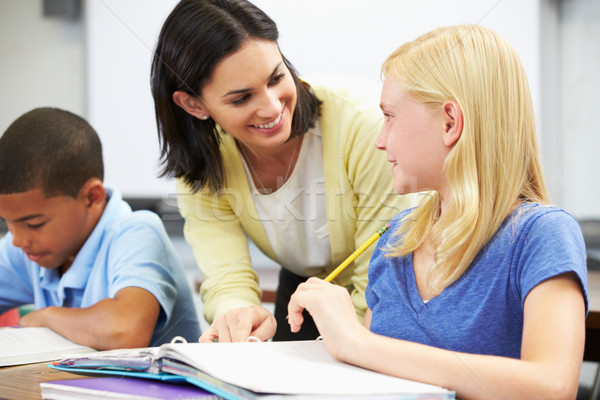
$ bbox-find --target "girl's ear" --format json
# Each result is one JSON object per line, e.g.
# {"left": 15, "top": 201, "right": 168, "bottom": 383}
{"left": 172, "top": 91, "right": 209, "bottom": 120}
{"left": 442, "top": 100, "right": 463, "bottom": 147}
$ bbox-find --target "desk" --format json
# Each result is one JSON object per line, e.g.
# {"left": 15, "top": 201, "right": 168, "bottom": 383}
{"left": 0, "top": 362, "right": 88, "bottom": 400}
{"left": 1, "top": 271, "right": 599, "bottom": 399}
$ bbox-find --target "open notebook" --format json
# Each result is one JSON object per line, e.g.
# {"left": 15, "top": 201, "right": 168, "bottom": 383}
{"left": 50, "top": 340, "right": 455, "bottom": 399}
{"left": 0, "top": 327, "right": 94, "bottom": 367}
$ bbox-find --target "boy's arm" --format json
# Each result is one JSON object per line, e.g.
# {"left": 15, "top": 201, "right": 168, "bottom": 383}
{"left": 19, "top": 286, "right": 160, "bottom": 350}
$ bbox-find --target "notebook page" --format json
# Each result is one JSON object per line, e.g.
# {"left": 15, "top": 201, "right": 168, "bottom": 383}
{"left": 0, "top": 327, "right": 94, "bottom": 366}
{"left": 160, "top": 341, "right": 450, "bottom": 396}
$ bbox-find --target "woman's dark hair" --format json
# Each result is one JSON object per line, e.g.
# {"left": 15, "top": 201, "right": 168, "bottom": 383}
{"left": 151, "top": 0, "right": 321, "bottom": 193}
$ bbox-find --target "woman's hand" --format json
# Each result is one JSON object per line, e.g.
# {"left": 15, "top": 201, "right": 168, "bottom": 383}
{"left": 288, "top": 277, "right": 369, "bottom": 358}
{"left": 198, "top": 305, "right": 277, "bottom": 343}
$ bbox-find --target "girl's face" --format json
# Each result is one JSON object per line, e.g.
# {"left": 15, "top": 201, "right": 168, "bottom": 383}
{"left": 199, "top": 39, "right": 297, "bottom": 152}
{"left": 375, "top": 76, "right": 450, "bottom": 196}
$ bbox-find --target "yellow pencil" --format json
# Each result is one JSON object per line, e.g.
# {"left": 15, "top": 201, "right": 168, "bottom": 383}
{"left": 324, "top": 223, "right": 391, "bottom": 282}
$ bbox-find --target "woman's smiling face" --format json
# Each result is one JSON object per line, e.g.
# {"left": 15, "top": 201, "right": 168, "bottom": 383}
{"left": 199, "top": 39, "right": 298, "bottom": 152}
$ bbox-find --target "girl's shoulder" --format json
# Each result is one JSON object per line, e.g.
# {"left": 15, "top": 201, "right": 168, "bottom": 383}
{"left": 509, "top": 203, "right": 580, "bottom": 235}
{"left": 389, "top": 207, "right": 418, "bottom": 229}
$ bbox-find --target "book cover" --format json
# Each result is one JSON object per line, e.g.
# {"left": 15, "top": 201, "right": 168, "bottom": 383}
{"left": 40, "top": 376, "right": 220, "bottom": 400}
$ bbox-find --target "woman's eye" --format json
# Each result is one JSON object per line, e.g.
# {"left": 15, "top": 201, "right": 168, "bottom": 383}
{"left": 27, "top": 222, "right": 45, "bottom": 229}
{"left": 232, "top": 94, "right": 250, "bottom": 106}
{"left": 269, "top": 73, "right": 285, "bottom": 86}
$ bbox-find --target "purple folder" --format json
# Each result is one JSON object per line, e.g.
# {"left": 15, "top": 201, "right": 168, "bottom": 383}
{"left": 40, "top": 376, "right": 220, "bottom": 399}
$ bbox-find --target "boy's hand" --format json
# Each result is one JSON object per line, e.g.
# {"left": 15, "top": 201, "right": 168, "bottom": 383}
{"left": 18, "top": 308, "right": 48, "bottom": 327}
{"left": 199, "top": 305, "right": 276, "bottom": 343}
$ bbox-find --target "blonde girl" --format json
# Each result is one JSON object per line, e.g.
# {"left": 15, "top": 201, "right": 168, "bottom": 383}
{"left": 288, "top": 25, "right": 587, "bottom": 399}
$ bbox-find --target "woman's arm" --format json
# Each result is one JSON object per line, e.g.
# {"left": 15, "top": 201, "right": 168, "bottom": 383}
{"left": 289, "top": 274, "right": 585, "bottom": 400}
{"left": 177, "top": 180, "right": 263, "bottom": 322}
{"left": 177, "top": 180, "right": 277, "bottom": 342}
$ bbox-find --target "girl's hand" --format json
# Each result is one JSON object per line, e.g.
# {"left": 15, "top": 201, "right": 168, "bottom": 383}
{"left": 288, "top": 277, "right": 369, "bottom": 358}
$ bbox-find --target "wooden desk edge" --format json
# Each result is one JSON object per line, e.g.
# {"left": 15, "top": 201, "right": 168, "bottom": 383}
{"left": 0, "top": 362, "right": 89, "bottom": 400}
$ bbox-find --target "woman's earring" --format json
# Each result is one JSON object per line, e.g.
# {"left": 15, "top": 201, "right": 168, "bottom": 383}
{"left": 201, "top": 115, "right": 209, "bottom": 120}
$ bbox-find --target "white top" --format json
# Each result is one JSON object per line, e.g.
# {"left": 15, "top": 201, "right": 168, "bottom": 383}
{"left": 241, "top": 122, "right": 331, "bottom": 276}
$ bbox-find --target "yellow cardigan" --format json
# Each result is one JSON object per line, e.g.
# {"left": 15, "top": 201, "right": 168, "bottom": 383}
{"left": 177, "top": 77, "right": 418, "bottom": 323}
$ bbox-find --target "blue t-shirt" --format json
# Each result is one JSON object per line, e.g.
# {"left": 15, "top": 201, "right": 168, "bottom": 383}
{"left": 366, "top": 203, "right": 588, "bottom": 358}
{"left": 0, "top": 187, "right": 201, "bottom": 345}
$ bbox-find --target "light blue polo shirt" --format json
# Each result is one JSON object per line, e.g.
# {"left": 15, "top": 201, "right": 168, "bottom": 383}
{"left": 0, "top": 187, "right": 201, "bottom": 345}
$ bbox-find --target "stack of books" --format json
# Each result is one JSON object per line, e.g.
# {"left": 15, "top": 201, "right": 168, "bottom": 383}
{"left": 46, "top": 340, "right": 455, "bottom": 399}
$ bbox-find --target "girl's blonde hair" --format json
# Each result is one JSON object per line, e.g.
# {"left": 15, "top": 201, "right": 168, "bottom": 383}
{"left": 382, "top": 25, "right": 549, "bottom": 294}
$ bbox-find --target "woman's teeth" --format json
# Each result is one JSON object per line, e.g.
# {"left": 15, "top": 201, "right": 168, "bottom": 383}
{"left": 256, "top": 113, "right": 282, "bottom": 129}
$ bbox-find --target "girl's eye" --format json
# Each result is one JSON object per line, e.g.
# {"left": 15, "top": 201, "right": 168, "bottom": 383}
{"left": 27, "top": 222, "right": 45, "bottom": 229}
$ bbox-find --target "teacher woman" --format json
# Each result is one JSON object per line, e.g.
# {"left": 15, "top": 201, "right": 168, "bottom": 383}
{"left": 150, "top": 0, "right": 416, "bottom": 342}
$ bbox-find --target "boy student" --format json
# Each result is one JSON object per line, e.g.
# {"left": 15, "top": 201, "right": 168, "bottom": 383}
{"left": 0, "top": 107, "right": 201, "bottom": 350}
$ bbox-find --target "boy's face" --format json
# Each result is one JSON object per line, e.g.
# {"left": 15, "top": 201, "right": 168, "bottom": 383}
{"left": 0, "top": 188, "right": 93, "bottom": 270}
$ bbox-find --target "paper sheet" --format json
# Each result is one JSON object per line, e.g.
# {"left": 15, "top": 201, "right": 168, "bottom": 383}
{"left": 160, "top": 341, "right": 451, "bottom": 396}
{"left": 0, "top": 327, "right": 94, "bottom": 367}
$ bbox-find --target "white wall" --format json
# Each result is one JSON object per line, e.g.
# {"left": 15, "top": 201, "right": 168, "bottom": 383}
{"left": 85, "top": 0, "right": 177, "bottom": 197}
{"left": 253, "top": 0, "right": 541, "bottom": 104}
{"left": 557, "top": 0, "right": 600, "bottom": 218}
{"left": 0, "top": 0, "right": 85, "bottom": 133}
{"left": 539, "top": 0, "right": 600, "bottom": 219}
